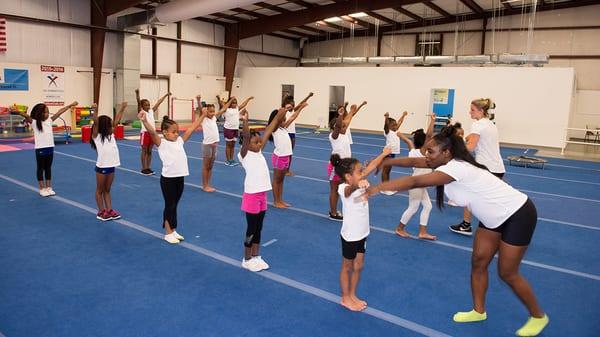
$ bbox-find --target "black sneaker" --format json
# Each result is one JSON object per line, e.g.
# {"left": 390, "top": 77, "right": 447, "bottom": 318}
{"left": 141, "top": 169, "right": 152, "bottom": 176}
{"left": 148, "top": 169, "right": 155, "bottom": 175}
{"left": 449, "top": 221, "right": 472, "bottom": 236}
{"left": 329, "top": 212, "right": 343, "bottom": 221}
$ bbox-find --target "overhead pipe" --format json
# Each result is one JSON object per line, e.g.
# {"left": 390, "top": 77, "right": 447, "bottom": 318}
{"left": 153, "top": 0, "right": 260, "bottom": 23}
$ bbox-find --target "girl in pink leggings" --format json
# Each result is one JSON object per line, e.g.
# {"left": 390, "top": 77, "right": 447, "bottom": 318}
{"left": 238, "top": 108, "right": 287, "bottom": 272}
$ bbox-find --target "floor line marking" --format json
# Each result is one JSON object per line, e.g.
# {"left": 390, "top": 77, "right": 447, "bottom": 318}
{"left": 262, "top": 239, "right": 278, "bottom": 247}
{"left": 0, "top": 173, "right": 452, "bottom": 337}
{"left": 49, "top": 151, "right": 600, "bottom": 280}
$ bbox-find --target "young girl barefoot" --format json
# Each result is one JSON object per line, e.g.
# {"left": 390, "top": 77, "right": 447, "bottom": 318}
{"left": 13, "top": 101, "right": 77, "bottom": 196}
{"left": 394, "top": 114, "right": 436, "bottom": 240}
{"left": 135, "top": 89, "right": 170, "bottom": 176}
{"left": 238, "top": 108, "right": 286, "bottom": 271}
{"left": 91, "top": 102, "right": 126, "bottom": 221}
{"left": 380, "top": 111, "right": 408, "bottom": 195}
{"left": 332, "top": 146, "right": 392, "bottom": 311}
{"left": 138, "top": 108, "right": 203, "bottom": 244}
{"left": 267, "top": 101, "right": 308, "bottom": 208}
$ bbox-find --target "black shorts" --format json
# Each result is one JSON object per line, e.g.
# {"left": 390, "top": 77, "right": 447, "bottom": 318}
{"left": 492, "top": 172, "right": 505, "bottom": 179}
{"left": 341, "top": 236, "right": 366, "bottom": 260}
{"left": 479, "top": 198, "right": 537, "bottom": 246}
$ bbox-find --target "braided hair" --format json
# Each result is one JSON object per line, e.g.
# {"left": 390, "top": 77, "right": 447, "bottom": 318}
{"left": 432, "top": 125, "right": 488, "bottom": 209}
{"left": 91, "top": 115, "right": 113, "bottom": 151}
{"left": 330, "top": 154, "right": 359, "bottom": 183}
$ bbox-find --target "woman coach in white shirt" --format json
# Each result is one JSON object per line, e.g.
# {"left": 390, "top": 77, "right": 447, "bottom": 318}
{"left": 450, "top": 98, "right": 506, "bottom": 236}
{"left": 360, "top": 125, "right": 548, "bottom": 337}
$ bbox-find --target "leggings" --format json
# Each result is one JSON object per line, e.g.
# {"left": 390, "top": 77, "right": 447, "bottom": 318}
{"left": 400, "top": 187, "right": 432, "bottom": 226}
{"left": 244, "top": 211, "right": 266, "bottom": 247}
{"left": 160, "top": 176, "right": 184, "bottom": 229}
{"left": 35, "top": 148, "right": 54, "bottom": 181}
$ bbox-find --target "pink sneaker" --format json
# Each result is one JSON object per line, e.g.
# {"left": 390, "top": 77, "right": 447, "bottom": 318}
{"left": 96, "top": 210, "right": 110, "bottom": 221}
{"left": 106, "top": 209, "right": 121, "bottom": 220}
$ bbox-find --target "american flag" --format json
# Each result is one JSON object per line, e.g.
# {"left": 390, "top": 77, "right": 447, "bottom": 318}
{"left": 0, "top": 17, "right": 6, "bottom": 53}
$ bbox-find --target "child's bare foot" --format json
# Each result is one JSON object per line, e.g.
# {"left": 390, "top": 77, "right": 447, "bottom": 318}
{"left": 418, "top": 233, "right": 437, "bottom": 241}
{"left": 341, "top": 297, "right": 364, "bottom": 311}
{"left": 283, "top": 201, "right": 291, "bottom": 207}
{"left": 202, "top": 186, "right": 216, "bottom": 192}
{"left": 285, "top": 171, "right": 294, "bottom": 176}
{"left": 273, "top": 202, "right": 288, "bottom": 208}
{"left": 351, "top": 295, "right": 367, "bottom": 308}
{"left": 395, "top": 227, "right": 411, "bottom": 238}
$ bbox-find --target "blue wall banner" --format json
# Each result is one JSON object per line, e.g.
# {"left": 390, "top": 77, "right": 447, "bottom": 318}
{"left": 0, "top": 68, "right": 29, "bottom": 91}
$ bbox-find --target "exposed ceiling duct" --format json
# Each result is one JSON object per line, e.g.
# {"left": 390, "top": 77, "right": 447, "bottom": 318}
{"left": 153, "top": 0, "right": 260, "bottom": 23}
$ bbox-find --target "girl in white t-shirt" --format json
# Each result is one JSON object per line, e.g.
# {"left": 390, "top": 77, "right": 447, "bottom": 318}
{"left": 327, "top": 102, "right": 365, "bottom": 221}
{"left": 91, "top": 102, "right": 126, "bottom": 221}
{"left": 380, "top": 111, "right": 408, "bottom": 194}
{"left": 450, "top": 98, "right": 505, "bottom": 236}
{"left": 267, "top": 101, "right": 308, "bottom": 208}
{"left": 363, "top": 126, "right": 548, "bottom": 337}
{"left": 222, "top": 96, "right": 254, "bottom": 166}
{"left": 283, "top": 92, "right": 313, "bottom": 176}
{"left": 331, "top": 146, "right": 391, "bottom": 312}
{"left": 135, "top": 89, "right": 170, "bottom": 176}
{"left": 394, "top": 114, "right": 436, "bottom": 240}
{"left": 238, "top": 108, "right": 286, "bottom": 272}
{"left": 14, "top": 101, "right": 77, "bottom": 196}
{"left": 138, "top": 109, "right": 204, "bottom": 244}
{"left": 194, "top": 95, "right": 233, "bottom": 193}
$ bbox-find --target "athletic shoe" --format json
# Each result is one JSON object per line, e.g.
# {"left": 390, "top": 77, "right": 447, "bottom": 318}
{"left": 329, "top": 212, "right": 343, "bottom": 221}
{"left": 380, "top": 190, "right": 396, "bottom": 196}
{"left": 172, "top": 230, "right": 185, "bottom": 241}
{"left": 148, "top": 169, "right": 156, "bottom": 175}
{"left": 516, "top": 314, "right": 549, "bottom": 337}
{"left": 229, "top": 160, "right": 239, "bottom": 167}
{"left": 106, "top": 209, "right": 121, "bottom": 220}
{"left": 242, "top": 258, "right": 262, "bottom": 272}
{"left": 96, "top": 210, "right": 110, "bottom": 221}
{"left": 224, "top": 161, "right": 232, "bottom": 167}
{"left": 164, "top": 233, "right": 180, "bottom": 244}
{"left": 253, "top": 256, "right": 270, "bottom": 271}
{"left": 453, "top": 309, "right": 487, "bottom": 323}
{"left": 46, "top": 188, "right": 56, "bottom": 196}
{"left": 449, "top": 221, "right": 472, "bottom": 236}
{"left": 39, "top": 188, "right": 50, "bottom": 197}
{"left": 141, "top": 169, "right": 153, "bottom": 176}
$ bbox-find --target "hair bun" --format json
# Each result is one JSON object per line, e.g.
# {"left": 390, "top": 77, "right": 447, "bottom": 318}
{"left": 330, "top": 153, "right": 341, "bottom": 166}
{"left": 411, "top": 128, "right": 425, "bottom": 136}
{"left": 162, "top": 115, "right": 170, "bottom": 121}
{"left": 439, "top": 125, "right": 457, "bottom": 137}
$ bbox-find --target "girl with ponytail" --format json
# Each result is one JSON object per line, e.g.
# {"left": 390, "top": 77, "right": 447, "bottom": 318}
{"left": 359, "top": 125, "right": 548, "bottom": 337}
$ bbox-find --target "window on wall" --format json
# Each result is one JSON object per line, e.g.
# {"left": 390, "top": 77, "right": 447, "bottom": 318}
{"left": 415, "top": 34, "right": 443, "bottom": 57}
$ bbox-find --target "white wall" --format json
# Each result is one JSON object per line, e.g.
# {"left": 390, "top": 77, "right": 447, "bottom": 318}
{"left": 239, "top": 66, "right": 574, "bottom": 149}
{"left": 0, "top": 62, "right": 113, "bottom": 126}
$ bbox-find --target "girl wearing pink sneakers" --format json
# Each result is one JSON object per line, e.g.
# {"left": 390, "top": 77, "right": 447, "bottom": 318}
{"left": 238, "top": 108, "right": 286, "bottom": 272}
{"left": 91, "top": 102, "right": 126, "bottom": 221}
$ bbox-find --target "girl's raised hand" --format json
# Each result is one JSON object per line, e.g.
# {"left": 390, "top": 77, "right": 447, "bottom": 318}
{"left": 358, "top": 179, "right": 370, "bottom": 189}
{"left": 138, "top": 111, "right": 147, "bottom": 120}
{"left": 70, "top": 101, "right": 79, "bottom": 107}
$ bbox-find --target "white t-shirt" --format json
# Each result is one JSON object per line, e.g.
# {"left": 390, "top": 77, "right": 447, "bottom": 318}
{"left": 329, "top": 132, "right": 352, "bottom": 159}
{"left": 385, "top": 130, "right": 401, "bottom": 154}
{"left": 436, "top": 159, "right": 527, "bottom": 229}
{"left": 158, "top": 136, "right": 189, "bottom": 177}
{"left": 338, "top": 183, "right": 370, "bottom": 241}
{"left": 223, "top": 107, "right": 240, "bottom": 130}
{"left": 409, "top": 149, "right": 432, "bottom": 176}
{"left": 140, "top": 109, "right": 155, "bottom": 133}
{"left": 285, "top": 110, "right": 296, "bottom": 134}
{"left": 32, "top": 119, "right": 55, "bottom": 149}
{"left": 93, "top": 134, "right": 120, "bottom": 168}
{"left": 238, "top": 151, "right": 272, "bottom": 193}
{"left": 470, "top": 118, "right": 505, "bottom": 174}
{"left": 346, "top": 128, "right": 353, "bottom": 144}
{"left": 272, "top": 127, "right": 293, "bottom": 156}
{"left": 202, "top": 116, "right": 219, "bottom": 144}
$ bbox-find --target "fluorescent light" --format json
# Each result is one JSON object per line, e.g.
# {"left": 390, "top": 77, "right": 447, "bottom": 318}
{"left": 300, "top": 58, "right": 318, "bottom": 64}
{"left": 502, "top": 0, "right": 522, "bottom": 3}
{"left": 418, "top": 41, "right": 441, "bottom": 45}
{"left": 324, "top": 17, "right": 342, "bottom": 23}
{"left": 342, "top": 57, "right": 367, "bottom": 63}
{"left": 367, "top": 56, "right": 395, "bottom": 64}
{"left": 349, "top": 12, "right": 368, "bottom": 18}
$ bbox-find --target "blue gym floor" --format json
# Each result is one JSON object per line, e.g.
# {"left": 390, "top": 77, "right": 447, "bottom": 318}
{"left": 1, "top": 128, "right": 599, "bottom": 337}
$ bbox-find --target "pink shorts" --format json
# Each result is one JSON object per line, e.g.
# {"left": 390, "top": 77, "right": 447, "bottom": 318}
{"left": 271, "top": 154, "right": 291, "bottom": 170}
{"left": 327, "top": 162, "right": 341, "bottom": 183}
{"left": 140, "top": 131, "right": 154, "bottom": 147}
{"left": 241, "top": 192, "right": 268, "bottom": 214}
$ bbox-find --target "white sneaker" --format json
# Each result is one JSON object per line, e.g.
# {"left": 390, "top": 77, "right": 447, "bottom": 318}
{"left": 39, "top": 188, "right": 50, "bottom": 197}
{"left": 46, "top": 188, "right": 56, "bottom": 196}
{"left": 164, "top": 233, "right": 180, "bottom": 244}
{"left": 172, "top": 230, "right": 184, "bottom": 241}
{"left": 253, "top": 256, "right": 270, "bottom": 271}
{"left": 380, "top": 190, "right": 396, "bottom": 196}
{"left": 241, "top": 258, "right": 262, "bottom": 272}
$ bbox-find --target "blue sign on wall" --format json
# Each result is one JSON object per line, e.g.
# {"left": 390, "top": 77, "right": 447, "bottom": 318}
{"left": 0, "top": 68, "right": 29, "bottom": 91}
